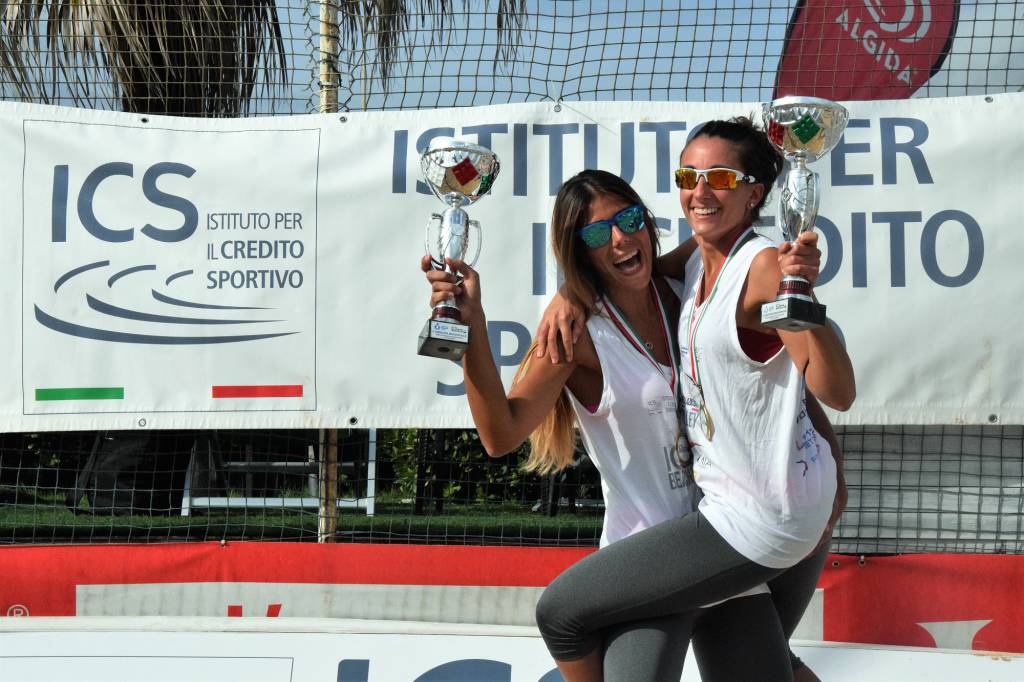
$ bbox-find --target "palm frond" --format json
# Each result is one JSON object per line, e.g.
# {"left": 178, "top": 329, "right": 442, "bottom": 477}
{"left": 337, "top": 0, "right": 526, "bottom": 89}
{"left": 1, "top": 0, "right": 287, "bottom": 116}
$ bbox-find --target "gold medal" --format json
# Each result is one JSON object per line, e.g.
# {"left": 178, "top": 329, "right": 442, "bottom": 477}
{"left": 700, "top": 402, "right": 715, "bottom": 442}
{"left": 694, "top": 381, "right": 715, "bottom": 442}
{"left": 685, "top": 228, "right": 757, "bottom": 447}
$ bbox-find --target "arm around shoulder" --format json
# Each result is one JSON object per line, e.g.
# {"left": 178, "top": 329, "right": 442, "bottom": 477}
{"left": 654, "top": 237, "right": 698, "bottom": 279}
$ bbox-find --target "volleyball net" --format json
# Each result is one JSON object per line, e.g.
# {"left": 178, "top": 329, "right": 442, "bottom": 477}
{"left": 2, "top": 425, "right": 1022, "bottom": 555}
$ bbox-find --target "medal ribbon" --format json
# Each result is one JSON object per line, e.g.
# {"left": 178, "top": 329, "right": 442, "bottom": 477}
{"left": 685, "top": 227, "right": 758, "bottom": 388}
{"left": 602, "top": 282, "right": 678, "bottom": 395}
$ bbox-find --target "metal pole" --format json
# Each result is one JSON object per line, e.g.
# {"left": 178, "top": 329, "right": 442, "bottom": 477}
{"left": 365, "top": 428, "right": 377, "bottom": 516}
{"left": 319, "top": 0, "right": 339, "bottom": 114}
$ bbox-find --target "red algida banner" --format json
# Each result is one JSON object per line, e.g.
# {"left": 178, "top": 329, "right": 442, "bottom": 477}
{"left": 775, "top": 0, "right": 960, "bottom": 100}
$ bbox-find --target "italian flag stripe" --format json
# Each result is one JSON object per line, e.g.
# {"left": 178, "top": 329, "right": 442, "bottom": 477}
{"left": 36, "top": 387, "right": 124, "bottom": 401}
{"left": 212, "top": 385, "right": 303, "bottom": 398}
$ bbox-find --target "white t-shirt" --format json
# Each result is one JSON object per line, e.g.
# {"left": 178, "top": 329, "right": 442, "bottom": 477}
{"left": 676, "top": 230, "right": 837, "bottom": 569}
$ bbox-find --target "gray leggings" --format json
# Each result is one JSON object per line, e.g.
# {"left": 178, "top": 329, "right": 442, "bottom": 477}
{"left": 536, "top": 510, "right": 827, "bottom": 680}
{"left": 602, "top": 593, "right": 790, "bottom": 681}
{"left": 772, "top": 544, "right": 830, "bottom": 672}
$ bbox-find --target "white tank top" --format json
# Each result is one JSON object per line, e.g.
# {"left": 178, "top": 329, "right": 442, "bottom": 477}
{"left": 569, "top": 296, "right": 770, "bottom": 603}
{"left": 677, "top": 229, "right": 837, "bottom": 569}
{"left": 568, "top": 297, "right": 699, "bottom": 548}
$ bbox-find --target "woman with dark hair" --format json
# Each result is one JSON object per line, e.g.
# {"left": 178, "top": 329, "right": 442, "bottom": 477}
{"left": 529, "top": 116, "right": 854, "bottom": 681}
{"left": 423, "top": 158, "right": 842, "bottom": 679}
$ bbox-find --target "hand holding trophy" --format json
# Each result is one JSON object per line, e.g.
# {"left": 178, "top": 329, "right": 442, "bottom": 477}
{"left": 760, "top": 96, "right": 848, "bottom": 331}
{"left": 417, "top": 137, "right": 500, "bottom": 360}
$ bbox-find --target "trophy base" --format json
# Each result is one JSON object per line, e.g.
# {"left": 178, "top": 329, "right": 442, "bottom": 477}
{"left": 761, "top": 297, "right": 827, "bottom": 331}
{"left": 418, "top": 318, "right": 470, "bottom": 360}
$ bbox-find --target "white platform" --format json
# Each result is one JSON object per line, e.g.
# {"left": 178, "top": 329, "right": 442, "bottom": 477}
{"left": 1, "top": 617, "right": 1022, "bottom": 681}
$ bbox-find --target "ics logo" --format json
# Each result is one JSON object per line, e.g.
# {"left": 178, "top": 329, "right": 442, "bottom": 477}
{"left": 51, "top": 162, "right": 198, "bottom": 244}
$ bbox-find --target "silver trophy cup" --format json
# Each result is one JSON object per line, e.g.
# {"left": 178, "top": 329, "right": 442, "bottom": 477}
{"left": 760, "top": 96, "right": 849, "bottom": 331}
{"left": 417, "top": 137, "right": 500, "bottom": 360}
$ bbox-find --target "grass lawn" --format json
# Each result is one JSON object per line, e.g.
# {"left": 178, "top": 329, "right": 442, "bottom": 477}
{"left": 0, "top": 492, "right": 603, "bottom": 546}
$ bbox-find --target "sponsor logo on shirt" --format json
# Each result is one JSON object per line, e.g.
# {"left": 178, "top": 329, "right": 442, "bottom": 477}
{"left": 663, "top": 444, "right": 693, "bottom": 490}
{"left": 646, "top": 395, "right": 677, "bottom": 416}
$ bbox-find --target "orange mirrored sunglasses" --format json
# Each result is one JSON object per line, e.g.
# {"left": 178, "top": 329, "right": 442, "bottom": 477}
{"left": 674, "top": 167, "right": 756, "bottom": 190}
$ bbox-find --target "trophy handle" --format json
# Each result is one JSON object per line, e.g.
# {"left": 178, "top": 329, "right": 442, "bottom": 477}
{"left": 465, "top": 220, "right": 482, "bottom": 268}
{"left": 425, "top": 213, "right": 445, "bottom": 269}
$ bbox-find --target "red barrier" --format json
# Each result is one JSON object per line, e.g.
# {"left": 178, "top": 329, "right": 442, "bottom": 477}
{"left": 820, "top": 553, "right": 1024, "bottom": 652}
{"left": 2, "top": 543, "right": 1022, "bottom": 652}
{"left": 0, "top": 542, "right": 588, "bottom": 617}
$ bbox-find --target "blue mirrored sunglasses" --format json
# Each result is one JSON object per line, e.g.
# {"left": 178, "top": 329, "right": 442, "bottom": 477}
{"left": 578, "top": 203, "right": 646, "bottom": 249}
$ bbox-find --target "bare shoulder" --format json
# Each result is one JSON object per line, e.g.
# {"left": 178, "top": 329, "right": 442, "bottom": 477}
{"left": 563, "top": 327, "right": 603, "bottom": 405}
{"left": 735, "top": 246, "right": 782, "bottom": 329}
{"left": 745, "top": 245, "right": 783, "bottom": 303}
{"left": 519, "top": 324, "right": 599, "bottom": 380}
{"left": 569, "top": 325, "right": 601, "bottom": 371}
{"left": 750, "top": 243, "right": 780, "bottom": 272}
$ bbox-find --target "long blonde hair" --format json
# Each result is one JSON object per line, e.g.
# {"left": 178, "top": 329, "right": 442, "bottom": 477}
{"left": 515, "top": 344, "right": 578, "bottom": 474}
{"left": 518, "top": 170, "right": 660, "bottom": 474}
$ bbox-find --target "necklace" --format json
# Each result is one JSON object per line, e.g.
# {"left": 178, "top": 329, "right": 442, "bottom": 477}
{"left": 602, "top": 283, "right": 677, "bottom": 393}
{"left": 610, "top": 305, "right": 654, "bottom": 351}
{"left": 684, "top": 227, "right": 758, "bottom": 442}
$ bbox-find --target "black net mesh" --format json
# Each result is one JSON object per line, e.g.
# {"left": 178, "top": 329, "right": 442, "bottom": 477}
{"left": 3, "top": 426, "right": 1023, "bottom": 553}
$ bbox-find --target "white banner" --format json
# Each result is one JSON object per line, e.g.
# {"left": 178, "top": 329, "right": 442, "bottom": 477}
{"left": 2, "top": 617, "right": 1023, "bottom": 682}
{"left": 0, "top": 95, "right": 1019, "bottom": 430}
